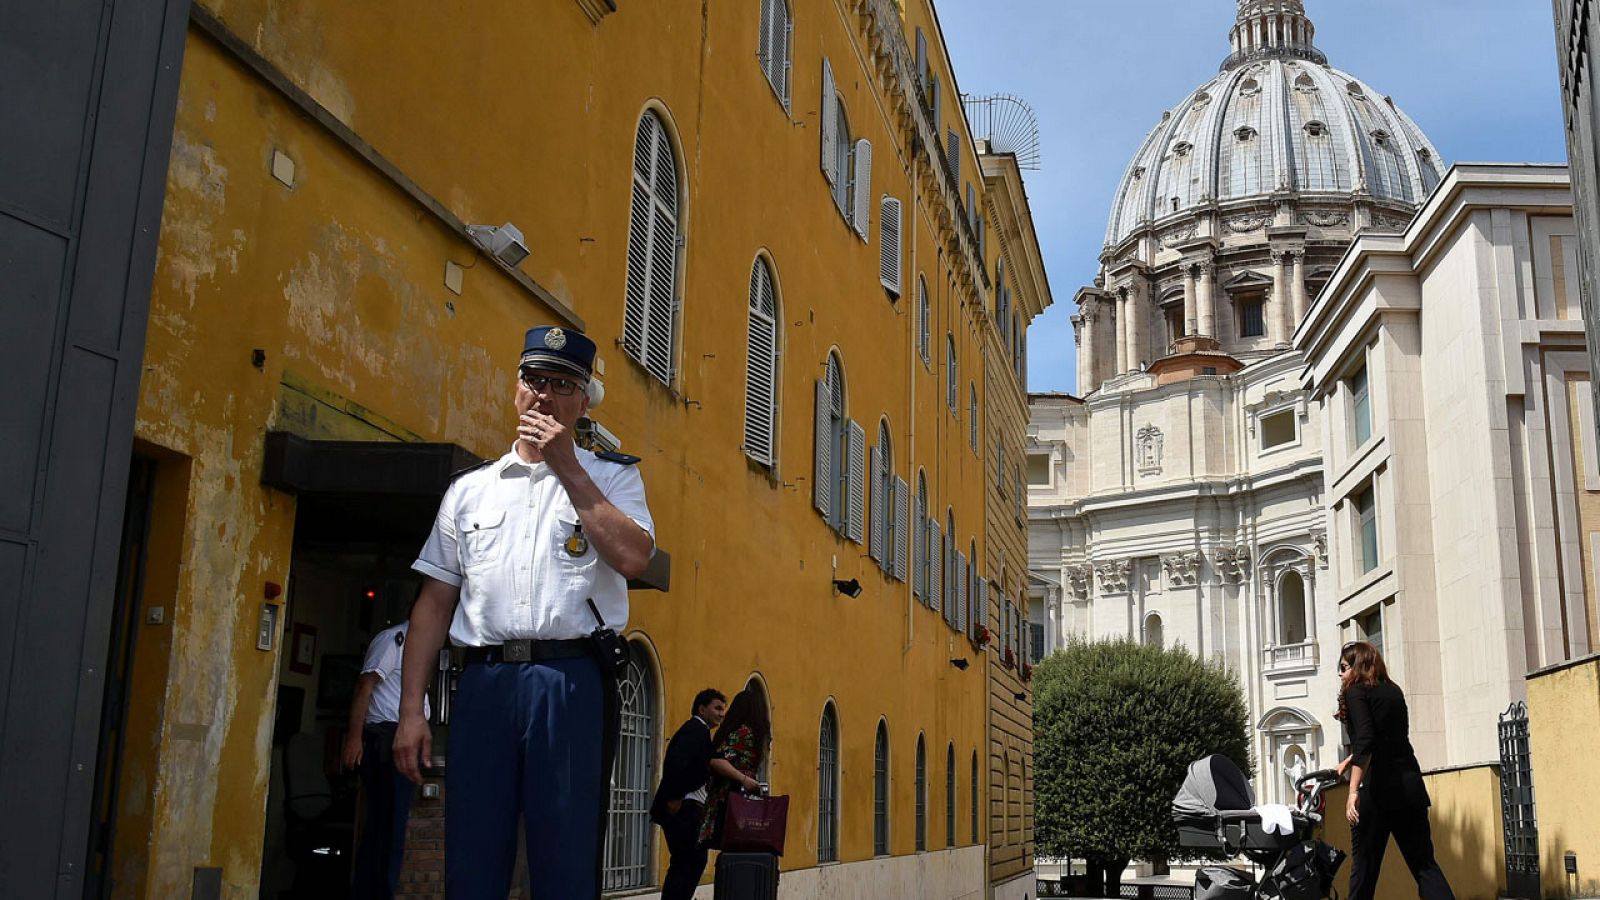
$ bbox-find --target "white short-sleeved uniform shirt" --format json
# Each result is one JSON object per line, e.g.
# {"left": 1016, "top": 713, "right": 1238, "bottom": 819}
{"left": 412, "top": 445, "right": 654, "bottom": 645}
{"left": 361, "top": 622, "right": 429, "bottom": 723}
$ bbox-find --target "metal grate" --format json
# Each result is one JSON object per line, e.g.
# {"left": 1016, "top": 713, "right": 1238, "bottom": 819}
{"left": 1498, "top": 702, "right": 1540, "bottom": 899}
{"left": 874, "top": 724, "right": 889, "bottom": 855}
{"left": 818, "top": 707, "right": 839, "bottom": 862}
{"left": 602, "top": 654, "right": 656, "bottom": 890}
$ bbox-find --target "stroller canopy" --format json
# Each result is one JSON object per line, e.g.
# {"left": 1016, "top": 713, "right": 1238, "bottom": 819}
{"left": 1172, "top": 754, "right": 1254, "bottom": 819}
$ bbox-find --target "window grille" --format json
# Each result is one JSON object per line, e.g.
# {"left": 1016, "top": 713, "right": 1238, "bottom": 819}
{"left": 946, "top": 335, "right": 958, "bottom": 413}
{"left": 918, "top": 276, "right": 931, "bottom": 364}
{"left": 915, "top": 736, "right": 927, "bottom": 851}
{"left": 622, "top": 111, "right": 681, "bottom": 384}
{"left": 946, "top": 744, "right": 956, "bottom": 847}
{"left": 603, "top": 651, "right": 656, "bottom": 889}
{"left": 744, "top": 257, "right": 779, "bottom": 467}
{"left": 874, "top": 722, "right": 890, "bottom": 855}
{"left": 818, "top": 706, "right": 840, "bottom": 862}
{"left": 970, "top": 751, "right": 979, "bottom": 843}
{"left": 969, "top": 383, "right": 978, "bottom": 450}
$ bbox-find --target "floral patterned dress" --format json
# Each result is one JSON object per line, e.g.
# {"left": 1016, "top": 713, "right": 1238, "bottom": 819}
{"left": 697, "top": 724, "right": 761, "bottom": 847}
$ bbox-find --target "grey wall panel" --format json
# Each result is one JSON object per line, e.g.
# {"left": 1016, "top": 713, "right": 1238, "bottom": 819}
{"left": 0, "top": 539, "right": 26, "bottom": 755}
{"left": 0, "top": 216, "right": 67, "bottom": 534}
{"left": 0, "top": 0, "right": 106, "bottom": 231}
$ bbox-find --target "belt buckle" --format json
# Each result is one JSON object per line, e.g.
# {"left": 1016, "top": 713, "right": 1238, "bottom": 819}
{"left": 504, "top": 639, "right": 533, "bottom": 662}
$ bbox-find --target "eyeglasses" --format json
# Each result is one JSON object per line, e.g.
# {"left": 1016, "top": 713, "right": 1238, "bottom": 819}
{"left": 519, "top": 372, "right": 582, "bottom": 396}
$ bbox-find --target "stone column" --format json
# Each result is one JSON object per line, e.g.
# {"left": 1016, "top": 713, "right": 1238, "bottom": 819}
{"left": 1291, "top": 251, "right": 1309, "bottom": 329}
{"left": 1115, "top": 292, "right": 1128, "bottom": 375}
{"left": 1182, "top": 265, "right": 1198, "bottom": 338}
{"left": 1126, "top": 281, "right": 1144, "bottom": 371}
{"left": 1271, "top": 252, "right": 1291, "bottom": 346}
{"left": 1198, "top": 261, "right": 1217, "bottom": 338}
{"left": 1082, "top": 304, "right": 1099, "bottom": 393}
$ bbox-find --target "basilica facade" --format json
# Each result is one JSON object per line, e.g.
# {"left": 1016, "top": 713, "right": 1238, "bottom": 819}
{"left": 1024, "top": 0, "right": 1600, "bottom": 797}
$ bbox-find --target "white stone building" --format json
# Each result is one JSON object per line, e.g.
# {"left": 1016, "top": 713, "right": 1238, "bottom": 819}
{"left": 1028, "top": 0, "right": 1445, "bottom": 802}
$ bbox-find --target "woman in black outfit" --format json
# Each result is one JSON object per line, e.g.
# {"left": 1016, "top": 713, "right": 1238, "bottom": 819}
{"left": 1335, "top": 641, "right": 1455, "bottom": 900}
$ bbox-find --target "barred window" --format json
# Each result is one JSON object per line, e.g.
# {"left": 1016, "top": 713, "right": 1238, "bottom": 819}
{"left": 946, "top": 334, "right": 958, "bottom": 414}
{"left": 622, "top": 111, "right": 682, "bottom": 385}
{"left": 874, "top": 721, "right": 890, "bottom": 855}
{"left": 603, "top": 649, "right": 657, "bottom": 889}
{"left": 918, "top": 275, "right": 931, "bottom": 365}
{"left": 970, "top": 750, "right": 979, "bottom": 843}
{"left": 914, "top": 734, "right": 927, "bottom": 851}
{"left": 945, "top": 743, "right": 956, "bottom": 847}
{"left": 818, "top": 704, "right": 841, "bottom": 862}
{"left": 743, "top": 256, "right": 780, "bottom": 468}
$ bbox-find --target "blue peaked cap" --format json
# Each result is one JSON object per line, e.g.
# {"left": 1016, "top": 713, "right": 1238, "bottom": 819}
{"left": 520, "top": 326, "right": 595, "bottom": 381}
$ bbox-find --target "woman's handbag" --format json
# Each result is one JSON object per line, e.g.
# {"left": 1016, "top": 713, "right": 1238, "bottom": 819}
{"left": 721, "top": 789, "right": 790, "bottom": 856}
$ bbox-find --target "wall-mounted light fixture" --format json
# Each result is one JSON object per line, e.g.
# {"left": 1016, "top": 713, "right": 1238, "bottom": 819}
{"left": 832, "top": 578, "right": 862, "bottom": 598}
{"left": 949, "top": 658, "right": 969, "bottom": 670}
{"left": 465, "top": 222, "right": 530, "bottom": 267}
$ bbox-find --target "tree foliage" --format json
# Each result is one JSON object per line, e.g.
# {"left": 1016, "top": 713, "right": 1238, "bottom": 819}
{"left": 1033, "top": 637, "right": 1251, "bottom": 865}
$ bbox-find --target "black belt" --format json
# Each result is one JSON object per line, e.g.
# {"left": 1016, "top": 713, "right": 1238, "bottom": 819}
{"left": 457, "top": 638, "right": 591, "bottom": 665}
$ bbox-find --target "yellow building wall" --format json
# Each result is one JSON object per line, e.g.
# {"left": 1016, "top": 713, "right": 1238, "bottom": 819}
{"left": 1320, "top": 767, "right": 1505, "bottom": 900}
{"left": 123, "top": 0, "right": 1017, "bottom": 895}
{"left": 1527, "top": 655, "right": 1600, "bottom": 898}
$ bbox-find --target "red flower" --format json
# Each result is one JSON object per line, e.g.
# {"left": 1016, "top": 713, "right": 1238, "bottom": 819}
{"left": 1021, "top": 663, "right": 1033, "bottom": 682}
{"left": 1003, "top": 647, "right": 1016, "bottom": 669}
{"left": 978, "top": 625, "right": 992, "bottom": 645}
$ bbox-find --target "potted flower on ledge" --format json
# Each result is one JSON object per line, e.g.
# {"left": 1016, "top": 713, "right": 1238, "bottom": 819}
{"left": 975, "top": 624, "right": 992, "bottom": 648}
{"left": 1021, "top": 662, "right": 1033, "bottom": 682}
{"left": 1003, "top": 647, "right": 1016, "bottom": 670}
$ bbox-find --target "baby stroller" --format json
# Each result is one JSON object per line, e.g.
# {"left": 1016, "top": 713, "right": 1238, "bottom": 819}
{"left": 1171, "top": 754, "right": 1345, "bottom": 899}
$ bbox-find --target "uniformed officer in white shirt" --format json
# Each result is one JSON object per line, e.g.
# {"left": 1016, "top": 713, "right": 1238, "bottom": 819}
{"left": 342, "top": 620, "right": 429, "bottom": 899}
{"left": 394, "top": 325, "right": 655, "bottom": 900}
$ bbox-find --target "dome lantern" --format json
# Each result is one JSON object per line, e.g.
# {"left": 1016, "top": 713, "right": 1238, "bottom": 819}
{"left": 1226, "top": 0, "right": 1324, "bottom": 69}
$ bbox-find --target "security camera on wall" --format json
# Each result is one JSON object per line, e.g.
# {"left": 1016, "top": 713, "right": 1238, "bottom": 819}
{"left": 465, "top": 222, "right": 530, "bottom": 267}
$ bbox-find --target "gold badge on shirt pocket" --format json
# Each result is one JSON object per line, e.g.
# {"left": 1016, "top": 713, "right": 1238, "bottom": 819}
{"left": 564, "top": 523, "right": 590, "bottom": 557}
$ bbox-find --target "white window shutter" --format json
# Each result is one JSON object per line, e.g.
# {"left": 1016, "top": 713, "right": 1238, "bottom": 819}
{"left": 955, "top": 552, "right": 967, "bottom": 633}
{"left": 868, "top": 445, "right": 884, "bottom": 563}
{"left": 744, "top": 261, "right": 777, "bottom": 467}
{"left": 880, "top": 196, "right": 902, "bottom": 296}
{"left": 944, "top": 532, "right": 955, "bottom": 626}
{"left": 779, "top": 14, "right": 793, "bottom": 107}
{"left": 929, "top": 521, "right": 943, "bottom": 613}
{"left": 852, "top": 139, "right": 872, "bottom": 240}
{"left": 821, "top": 58, "right": 838, "bottom": 185}
{"left": 930, "top": 75, "right": 942, "bottom": 133}
{"left": 894, "top": 476, "right": 910, "bottom": 582}
{"left": 758, "top": 0, "right": 773, "bottom": 74}
{"left": 814, "top": 379, "right": 831, "bottom": 517}
{"left": 847, "top": 420, "right": 866, "bottom": 543}
{"left": 915, "top": 28, "right": 928, "bottom": 93}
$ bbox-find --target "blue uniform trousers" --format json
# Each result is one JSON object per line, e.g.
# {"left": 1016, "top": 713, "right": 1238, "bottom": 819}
{"left": 446, "top": 656, "right": 608, "bottom": 899}
{"left": 352, "top": 722, "right": 414, "bottom": 898}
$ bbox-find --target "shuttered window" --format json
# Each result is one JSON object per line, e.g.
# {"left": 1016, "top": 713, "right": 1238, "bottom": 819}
{"left": 969, "top": 383, "right": 978, "bottom": 450}
{"left": 622, "top": 111, "right": 681, "bottom": 385}
{"left": 967, "top": 541, "right": 979, "bottom": 640}
{"left": 929, "top": 518, "right": 942, "bottom": 614}
{"left": 880, "top": 196, "right": 903, "bottom": 297}
{"left": 945, "top": 744, "right": 956, "bottom": 848}
{"left": 852, "top": 139, "right": 872, "bottom": 240}
{"left": 814, "top": 355, "right": 843, "bottom": 525}
{"left": 847, "top": 421, "right": 866, "bottom": 543}
{"left": 820, "top": 57, "right": 872, "bottom": 234}
{"left": 943, "top": 513, "right": 956, "bottom": 626}
{"left": 743, "top": 257, "right": 780, "bottom": 468}
{"left": 954, "top": 551, "right": 967, "bottom": 634}
{"left": 946, "top": 335, "right": 958, "bottom": 414}
{"left": 872, "top": 423, "right": 894, "bottom": 572}
{"left": 970, "top": 751, "right": 979, "bottom": 843}
{"left": 914, "top": 473, "right": 928, "bottom": 599}
{"left": 918, "top": 276, "right": 931, "bottom": 365}
{"left": 947, "top": 129, "right": 960, "bottom": 182}
{"left": 756, "top": 0, "right": 792, "bottom": 109}
{"left": 893, "top": 475, "right": 910, "bottom": 582}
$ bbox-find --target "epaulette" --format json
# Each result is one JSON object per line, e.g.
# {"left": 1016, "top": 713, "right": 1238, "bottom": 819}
{"left": 595, "top": 450, "right": 641, "bottom": 466}
{"left": 448, "top": 459, "right": 494, "bottom": 481}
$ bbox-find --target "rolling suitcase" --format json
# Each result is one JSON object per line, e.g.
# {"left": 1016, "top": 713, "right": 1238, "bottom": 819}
{"left": 712, "top": 851, "right": 779, "bottom": 900}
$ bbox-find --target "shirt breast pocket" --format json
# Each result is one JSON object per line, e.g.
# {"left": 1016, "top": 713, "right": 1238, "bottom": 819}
{"left": 458, "top": 508, "right": 507, "bottom": 569}
{"left": 553, "top": 510, "right": 598, "bottom": 582}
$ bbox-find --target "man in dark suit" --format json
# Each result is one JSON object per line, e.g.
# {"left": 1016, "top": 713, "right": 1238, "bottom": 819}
{"left": 652, "top": 688, "right": 726, "bottom": 900}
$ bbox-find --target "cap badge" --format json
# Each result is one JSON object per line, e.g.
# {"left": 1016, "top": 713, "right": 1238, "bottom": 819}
{"left": 545, "top": 327, "right": 568, "bottom": 350}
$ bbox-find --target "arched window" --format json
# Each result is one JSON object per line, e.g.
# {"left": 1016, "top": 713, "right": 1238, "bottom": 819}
{"left": 756, "top": 0, "right": 792, "bottom": 109}
{"left": 914, "top": 734, "right": 927, "bottom": 851}
{"left": 873, "top": 721, "right": 890, "bottom": 855}
{"left": 622, "top": 110, "right": 682, "bottom": 385}
{"left": 968, "top": 540, "right": 980, "bottom": 642}
{"left": 1143, "top": 612, "right": 1164, "bottom": 648}
{"left": 915, "top": 472, "right": 930, "bottom": 599}
{"left": 970, "top": 750, "right": 979, "bottom": 843}
{"left": 946, "top": 334, "right": 958, "bottom": 413}
{"left": 818, "top": 704, "right": 840, "bottom": 862}
{"left": 743, "top": 256, "right": 780, "bottom": 468}
{"left": 832, "top": 102, "right": 853, "bottom": 214}
{"left": 872, "top": 420, "right": 895, "bottom": 572}
{"left": 1278, "top": 570, "right": 1308, "bottom": 645}
{"left": 918, "top": 275, "right": 931, "bottom": 364}
{"left": 814, "top": 353, "right": 862, "bottom": 540}
{"left": 969, "top": 382, "right": 978, "bottom": 450}
{"left": 945, "top": 743, "right": 956, "bottom": 847}
{"left": 820, "top": 58, "right": 871, "bottom": 238}
{"left": 603, "top": 646, "right": 658, "bottom": 889}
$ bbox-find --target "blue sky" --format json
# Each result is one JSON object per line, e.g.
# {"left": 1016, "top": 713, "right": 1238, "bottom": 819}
{"left": 939, "top": 0, "right": 1570, "bottom": 395}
